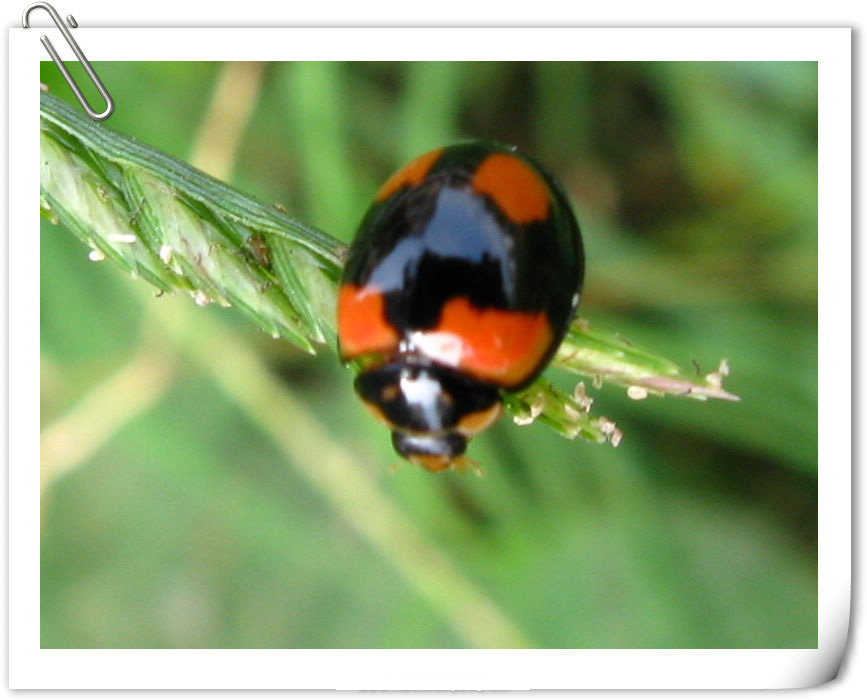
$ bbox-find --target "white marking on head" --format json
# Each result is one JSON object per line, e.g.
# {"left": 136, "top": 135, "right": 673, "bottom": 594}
{"left": 399, "top": 369, "right": 445, "bottom": 429}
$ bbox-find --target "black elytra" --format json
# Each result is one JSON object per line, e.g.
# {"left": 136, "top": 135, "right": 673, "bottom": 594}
{"left": 343, "top": 142, "right": 584, "bottom": 338}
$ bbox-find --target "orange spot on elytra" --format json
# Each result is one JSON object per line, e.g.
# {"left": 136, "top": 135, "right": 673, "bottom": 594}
{"left": 375, "top": 148, "right": 444, "bottom": 202}
{"left": 337, "top": 284, "right": 399, "bottom": 359}
{"left": 472, "top": 153, "right": 550, "bottom": 224}
{"left": 411, "top": 297, "right": 553, "bottom": 388}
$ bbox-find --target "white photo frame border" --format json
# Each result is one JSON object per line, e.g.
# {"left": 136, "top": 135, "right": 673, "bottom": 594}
{"left": 9, "top": 26, "right": 849, "bottom": 690}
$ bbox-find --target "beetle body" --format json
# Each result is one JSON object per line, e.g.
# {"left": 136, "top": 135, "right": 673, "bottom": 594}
{"left": 338, "top": 142, "right": 584, "bottom": 471}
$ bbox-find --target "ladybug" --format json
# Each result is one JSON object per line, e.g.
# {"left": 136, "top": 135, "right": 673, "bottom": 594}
{"left": 337, "top": 142, "right": 585, "bottom": 471}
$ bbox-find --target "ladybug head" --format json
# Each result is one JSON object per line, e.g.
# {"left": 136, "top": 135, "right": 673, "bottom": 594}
{"left": 391, "top": 431, "right": 467, "bottom": 472}
{"left": 354, "top": 359, "right": 502, "bottom": 470}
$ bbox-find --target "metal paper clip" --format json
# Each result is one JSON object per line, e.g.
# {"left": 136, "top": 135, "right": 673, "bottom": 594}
{"left": 23, "top": 2, "right": 114, "bottom": 121}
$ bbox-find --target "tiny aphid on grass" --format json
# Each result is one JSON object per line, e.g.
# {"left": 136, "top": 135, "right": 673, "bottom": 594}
{"left": 246, "top": 235, "right": 271, "bottom": 268}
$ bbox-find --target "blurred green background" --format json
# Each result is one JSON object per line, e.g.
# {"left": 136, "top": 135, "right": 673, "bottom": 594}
{"left": 40, "top": 61, "right": 817, "bottom": 648}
